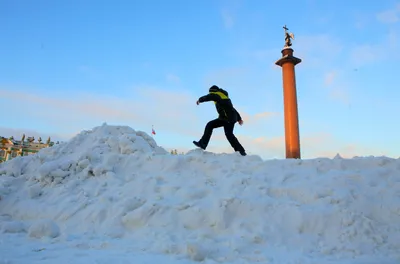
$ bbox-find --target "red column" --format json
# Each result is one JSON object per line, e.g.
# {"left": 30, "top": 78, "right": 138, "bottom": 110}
{"left": 275, "top": 48, "right": 302, "bottom": 159}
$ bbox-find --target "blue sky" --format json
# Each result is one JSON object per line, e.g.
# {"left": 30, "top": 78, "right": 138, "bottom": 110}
{"left": 1, "top": 0, "right": 399, "bottom": 159}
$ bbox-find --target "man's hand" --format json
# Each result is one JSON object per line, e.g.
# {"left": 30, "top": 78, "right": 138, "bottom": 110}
{"left": 238, "top": 120, "right": 243, "bottom": 125}
{"left": 196, "top": 100, "right": 200, "bottom": 105}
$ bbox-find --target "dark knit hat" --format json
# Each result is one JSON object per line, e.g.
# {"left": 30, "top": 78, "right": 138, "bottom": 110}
{"left": 209, "top": 85, "right": 219, "bottom": 92}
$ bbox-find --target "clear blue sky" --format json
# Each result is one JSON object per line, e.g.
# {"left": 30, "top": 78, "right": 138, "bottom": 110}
{"left": 1, "top": 0, "right": 399, "bottom": 159}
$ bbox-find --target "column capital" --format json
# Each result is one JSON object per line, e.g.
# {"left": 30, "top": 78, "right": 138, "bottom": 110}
{"left": 275, "top": 47, "right": 302, "bottom": 66}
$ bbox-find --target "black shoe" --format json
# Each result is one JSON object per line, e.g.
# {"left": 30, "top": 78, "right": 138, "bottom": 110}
{"left": 239, "top": 150, "right": 247, "bottom": 156}
{"left": 193, "top": 141, "right": 205, "bottom": 150}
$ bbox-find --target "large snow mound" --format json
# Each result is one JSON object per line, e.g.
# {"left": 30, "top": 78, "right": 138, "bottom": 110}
{"left": 1, "top": 124, "right": 400, "bottom": 263}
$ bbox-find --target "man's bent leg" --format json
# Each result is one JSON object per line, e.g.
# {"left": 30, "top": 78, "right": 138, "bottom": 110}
{"left": 197, "top": 119, "right": 225, "bottom": 149}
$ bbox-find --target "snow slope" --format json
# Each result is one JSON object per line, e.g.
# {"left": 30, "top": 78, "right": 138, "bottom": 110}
{"left": 1, "top": 124, "right": 400, "bottom": 264}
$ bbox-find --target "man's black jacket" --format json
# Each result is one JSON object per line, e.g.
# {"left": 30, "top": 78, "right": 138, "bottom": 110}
{"left": 198, "top": 89, "right": 242, "bottom": 123}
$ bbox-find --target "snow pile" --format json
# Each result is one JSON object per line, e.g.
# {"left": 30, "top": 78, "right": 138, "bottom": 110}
{"left": 1, "top": 124, "right": 400, "bottom": 264}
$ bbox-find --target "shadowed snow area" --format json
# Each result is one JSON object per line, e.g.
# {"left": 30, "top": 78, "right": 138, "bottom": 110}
{"left": 1, "top": 124, "right": 399, "bottom": 264}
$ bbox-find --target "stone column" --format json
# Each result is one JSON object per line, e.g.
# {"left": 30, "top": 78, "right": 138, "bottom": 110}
{"left": 275, "top": 47, "right": 302, "bottom": 159}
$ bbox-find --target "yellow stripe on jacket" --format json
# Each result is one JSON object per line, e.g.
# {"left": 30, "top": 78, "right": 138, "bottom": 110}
{"left": 210, "top": 91, "right": 229, "bottom": 104}
{"left": 210, "top": 91, "right": 229, "bottom": 117}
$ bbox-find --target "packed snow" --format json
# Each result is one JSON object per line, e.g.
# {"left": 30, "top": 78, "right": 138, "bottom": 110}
{"left": 1, "top": 124, "right": 400, "bottom": 264}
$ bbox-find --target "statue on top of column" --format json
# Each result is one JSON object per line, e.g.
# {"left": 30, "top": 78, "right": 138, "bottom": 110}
{"left": 283, "top": 25, "right": 295, "bottom": 48}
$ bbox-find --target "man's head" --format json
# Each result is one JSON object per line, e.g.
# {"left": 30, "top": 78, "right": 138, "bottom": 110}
{"left": 209, "top": 85, "right": 219, "bottom": 93}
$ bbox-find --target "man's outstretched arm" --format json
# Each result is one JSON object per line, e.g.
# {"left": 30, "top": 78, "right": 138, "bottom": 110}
{"left": 196, "top": 93, "right": 220, "bottom": 104}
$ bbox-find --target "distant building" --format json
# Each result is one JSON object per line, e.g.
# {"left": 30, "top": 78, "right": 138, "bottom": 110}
{"left": 0, "top": 134, "right": 56, "bottom": 163}
{"left": 170, "top": 149, "right": 184, "bottom": 155}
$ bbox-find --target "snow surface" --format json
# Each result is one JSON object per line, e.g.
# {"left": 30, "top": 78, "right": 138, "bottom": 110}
{"left": 1, "top": 123, "right": 400, "bottom": 264}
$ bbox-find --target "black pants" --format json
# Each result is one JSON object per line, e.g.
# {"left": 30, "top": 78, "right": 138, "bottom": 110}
{"left": 198, "top": 118, "right": 245, "bottom": 153}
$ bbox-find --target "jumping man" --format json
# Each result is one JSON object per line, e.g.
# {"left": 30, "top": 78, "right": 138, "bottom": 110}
{"left": 193, "top": 85, "right": 247, "bottom": 156}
